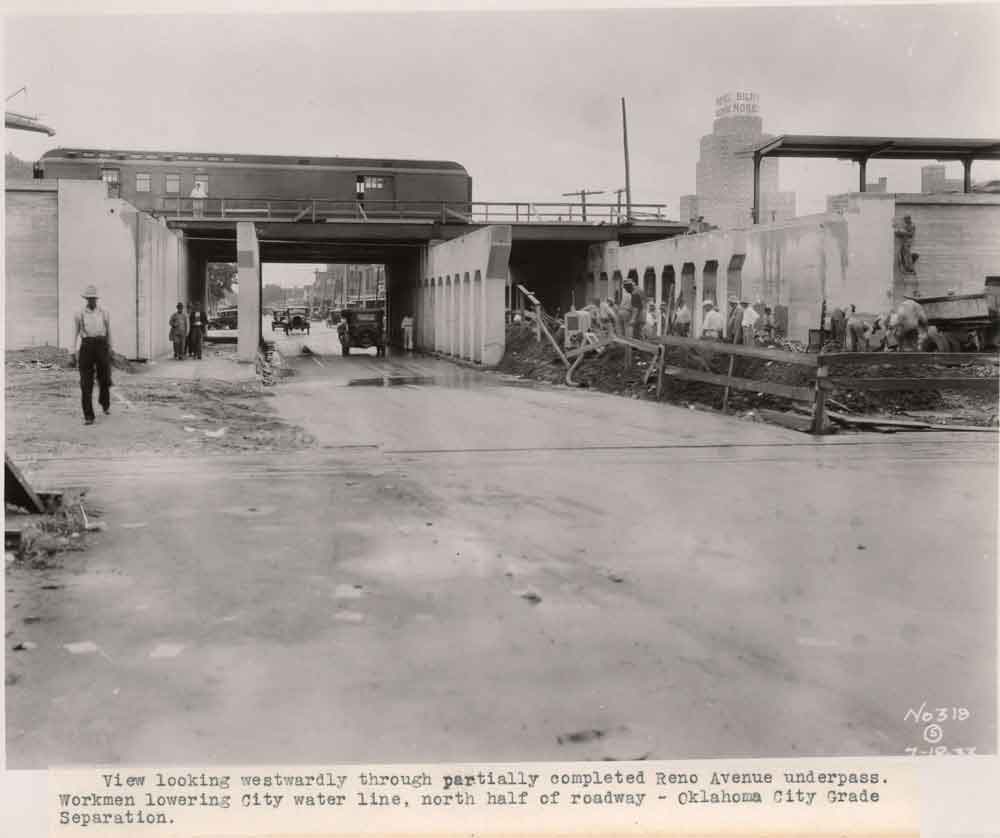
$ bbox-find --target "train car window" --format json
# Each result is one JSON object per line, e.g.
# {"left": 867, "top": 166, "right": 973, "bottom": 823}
{"left": 193, "top": 175, "right": 209, "bottom": 195}
{"left": 165, "top": 174, "right": 180, "bottom": 194}
{"left": 100, "top": 168, "right": 120, "bottom": 199}
{"left": 136, "top": 173, "right": 151, "bottom": 193}
{"left": 363, "top": 176, "right": 385, "bottom": 190}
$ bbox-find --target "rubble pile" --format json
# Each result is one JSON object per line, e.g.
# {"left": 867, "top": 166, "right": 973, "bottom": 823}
{"left": 6, "top": 345, "right": 135, "bottom": 373}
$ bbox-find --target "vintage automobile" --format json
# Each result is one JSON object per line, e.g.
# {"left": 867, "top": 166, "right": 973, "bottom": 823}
{"left": 337, "top": 308, "right": 385, "bottom": 356}
{"left": 284, "top": 306, "right": 311, "bottom": 335}
{"left": 208, "top": 306, "right": 238, "bottom": 330}
{"left": 272, "top": 308, "right": 288, "bottom": 332}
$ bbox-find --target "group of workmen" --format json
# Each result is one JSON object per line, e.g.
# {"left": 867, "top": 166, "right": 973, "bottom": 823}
{"left": 828, "top": 299, "right": 931, "bottom": 353}
{"left": 700, "top": 297, "right": 776, "bottom": 344}
{"left": 168, "top": 301, "right": 208, "bottom": 360}
{"left": 576, "top": 280, "right": 776, "bottom": 346}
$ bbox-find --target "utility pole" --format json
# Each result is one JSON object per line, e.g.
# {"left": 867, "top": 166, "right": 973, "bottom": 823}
{"left": 621, "top": 97, "right": 632, "bottom": 222}
{"left": 561, "top": 188, "right": 604, "bottom": 223}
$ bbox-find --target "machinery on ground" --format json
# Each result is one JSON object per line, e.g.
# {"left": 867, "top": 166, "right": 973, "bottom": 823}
{"left": 914, "top": 278, "right": 1000, "bottom": 351}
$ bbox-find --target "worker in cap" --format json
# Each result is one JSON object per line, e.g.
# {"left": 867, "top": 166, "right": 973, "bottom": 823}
{"left": 726, "top": 296, "right": 743, "bottom": 344}
{"left": 73, "top": 285, "right": 113, "bottom": 425}
{"left": 169, "top": 302, "right": 189, "bottom": 361}
{"left": 700, "top": 299, "right": 724, "bottom": 340}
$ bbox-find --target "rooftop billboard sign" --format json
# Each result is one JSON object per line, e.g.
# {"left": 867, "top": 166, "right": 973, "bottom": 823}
{"left": 715, "top": 91, "right": 760, "bottom": 119}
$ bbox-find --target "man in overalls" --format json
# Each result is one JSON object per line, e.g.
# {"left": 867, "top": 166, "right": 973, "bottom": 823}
{"left": 74, "top": 285, "right": 113, "bottom": 425}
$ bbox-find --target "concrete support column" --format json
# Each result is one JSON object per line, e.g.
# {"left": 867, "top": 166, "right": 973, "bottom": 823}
{"left": 435, "top": 278, "right": 443, "bottom": 353}
{"left": 482, "top": 272, "right": 506, "bottom": 366}
{"left": 450, "top": 277, "right": 458, "bottom": 356}
{"left": 463, "top": 275, "right": 472, "bottom": 360}
{"left": 236, "top": 222, "right": 260, "bottom": 361}
{"left": 654, "top": 271, "right": 663, "bottom": 336}
{"left": 472, "top": 272, "right": 483, "bottom": 363}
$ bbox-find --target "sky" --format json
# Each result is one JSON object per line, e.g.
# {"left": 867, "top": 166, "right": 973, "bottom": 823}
{"left": 4, "top": 4, "right": 1000, "bottom": 245}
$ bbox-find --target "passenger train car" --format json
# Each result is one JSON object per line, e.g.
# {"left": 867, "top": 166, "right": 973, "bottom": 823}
{"left": 37, "top": 148, "right": 473, "bottom": 217}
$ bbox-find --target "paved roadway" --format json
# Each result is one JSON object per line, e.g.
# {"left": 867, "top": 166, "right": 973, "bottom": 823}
{"left": 6, "top": 322, "right": 996, "bottom": 766}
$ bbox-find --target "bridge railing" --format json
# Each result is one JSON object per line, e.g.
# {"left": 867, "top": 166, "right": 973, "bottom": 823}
{"left": 154, "top": 197, "right": 674, "bottom": 225}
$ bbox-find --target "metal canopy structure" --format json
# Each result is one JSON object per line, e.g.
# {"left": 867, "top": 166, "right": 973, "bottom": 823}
{"left": 5, "top": 110, "right": 55, "bottom": 135}
{"left": 741, "top": 134, "right": 1000, "bottom": 223}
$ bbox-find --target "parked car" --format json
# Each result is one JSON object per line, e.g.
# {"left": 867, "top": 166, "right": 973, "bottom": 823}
{"left": 209, "top": 307, "right": 238, "bottom": 330}
{"left": 272, "top": 308, "right": 288, "bottom": 332}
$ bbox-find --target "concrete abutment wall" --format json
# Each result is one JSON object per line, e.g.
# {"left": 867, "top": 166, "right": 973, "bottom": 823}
{"left": 6, "top": 179, "right": 187, "bottom": 360}
{"left": 406, "top": 225, "right": 510, "bottom": 366}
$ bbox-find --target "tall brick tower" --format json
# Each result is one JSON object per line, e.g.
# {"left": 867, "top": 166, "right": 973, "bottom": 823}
{"left": 679, "top": 92, "right": 796, "bottom": 229}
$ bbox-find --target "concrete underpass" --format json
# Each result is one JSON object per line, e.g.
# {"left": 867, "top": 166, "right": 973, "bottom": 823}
{"left": 5, "top": 192, "right": 995, "bottom": 770}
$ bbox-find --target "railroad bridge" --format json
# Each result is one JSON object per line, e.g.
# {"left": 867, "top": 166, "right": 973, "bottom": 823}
{"left": 159, "top": 199, "right": 686, "bottom": 363}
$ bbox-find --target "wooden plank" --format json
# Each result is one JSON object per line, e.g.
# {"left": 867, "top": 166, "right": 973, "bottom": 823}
{"left": 829, "top": 376, "right": 999, "bottom": 392}
{"left": 826, "top": 352, "right": 999, "bottom": 367}
{"left": 613, "top": 335, "right": 660, "bottom": 354}
{"left": 659, "top": 334, "right": 820, "bottom": 366}
{"left": 661, "top": 365, "right": 816, "bottom": 402}
{"left": 5, "top": 454, "right": 45, "bottom": 514}
{"left": 825, "top": 410, "right": 998, "bottom": 432}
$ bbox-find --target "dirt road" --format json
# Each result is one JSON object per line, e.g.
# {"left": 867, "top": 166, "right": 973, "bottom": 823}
{"left": 5, "top": 332, "right": 996, "bottom": 766}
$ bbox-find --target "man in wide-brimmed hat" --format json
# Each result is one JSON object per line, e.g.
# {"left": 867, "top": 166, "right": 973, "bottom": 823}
{"left": 73, "top": 285, "right": 113, "bottom": 425}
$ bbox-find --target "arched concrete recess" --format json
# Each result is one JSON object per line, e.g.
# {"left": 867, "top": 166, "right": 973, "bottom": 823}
{"left": 409, "top": 225, "right": 511, "bottom": 367}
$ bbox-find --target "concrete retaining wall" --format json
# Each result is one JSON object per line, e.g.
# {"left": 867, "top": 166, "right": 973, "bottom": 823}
{"left": 6, "top": 179, "right": 187, "bottom": 359}
{"left": 414, "top": 225, "right": 511, "bottom": 366}
{"left": 893, "top": 194, "right": 1000, "bottom": 299}
{"left": 590, "top": 195, "right": 901, "bottom": 343}
{"left": 5, "top": 183, "right": 59, "bottom": 349}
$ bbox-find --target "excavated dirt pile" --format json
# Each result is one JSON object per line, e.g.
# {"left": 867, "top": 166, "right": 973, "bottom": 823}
{"left": 497, "top": 325, "right": 999, "bottom": 426}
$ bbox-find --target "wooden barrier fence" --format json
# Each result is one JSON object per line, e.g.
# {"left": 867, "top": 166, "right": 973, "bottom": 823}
{"left": 566, "top": 332, "right": 998, "bottom": 434}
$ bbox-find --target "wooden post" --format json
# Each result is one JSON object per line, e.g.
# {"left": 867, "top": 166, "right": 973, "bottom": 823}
{"left": 655, "top": 344, "right": 666, "bottom": 399}
{"left": 811, "top": 363, "right": 829, "bottom": 434}
{"left": 722, "top": 353, "right": 736, "bottom": 413}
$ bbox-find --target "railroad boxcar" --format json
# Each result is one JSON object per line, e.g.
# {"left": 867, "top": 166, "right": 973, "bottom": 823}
{"left": 37, "top": 147, "right": 472, "bottom": 219}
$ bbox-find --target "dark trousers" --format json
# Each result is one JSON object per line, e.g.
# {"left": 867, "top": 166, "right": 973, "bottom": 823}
{"left": 79, "top": 337, "right": 111, "bottom": 420}
{"left": 189, "top": 328, "right": 203, "bottom": 359}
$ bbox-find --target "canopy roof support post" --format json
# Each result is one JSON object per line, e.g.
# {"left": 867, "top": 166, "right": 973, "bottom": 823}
{"left": 752, "top": 152, "right": 762, "bottom": 224}
{"left": 963, "top": 158, "right": 973, "bottom": 193}
{"left": 858, "top": 157, "right": 868, "bottom": 192}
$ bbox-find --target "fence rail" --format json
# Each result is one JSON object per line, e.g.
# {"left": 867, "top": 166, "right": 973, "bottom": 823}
{"left": 561, "top": 327, "right": 998, "bottom": 433}
{"left": 154, "top": 197, "right": 674, "bottom": 225}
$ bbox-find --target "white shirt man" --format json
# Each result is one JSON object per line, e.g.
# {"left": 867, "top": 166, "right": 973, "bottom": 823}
{"left": 401, "top": 315, "right": 414, "bottom": 351}
{"left": 741, "top": 302, "right": 760, "bottom": 344}
{"left": 701, "top": 301, "right": 724, "bottom": 339}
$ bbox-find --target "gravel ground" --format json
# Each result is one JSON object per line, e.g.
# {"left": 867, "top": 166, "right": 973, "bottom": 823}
{"left": 5, "top": 347, "right": 315, "bottom": 463}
